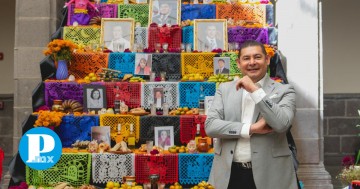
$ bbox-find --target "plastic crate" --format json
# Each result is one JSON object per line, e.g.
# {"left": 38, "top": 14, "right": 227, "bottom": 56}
{"left": 227, "top": 26, "right": 269, "bottom": 46}
{"left": 105, "top": 82, "right": 142, "bottom": 109}
{"left": 92, "top": 153, "right": 135, "bottom": 183}
{"left": 181, "top": 4, "right": 216, "bottom": 21}
{"left": 26, "top": 153, "right": 91, "bottom": 187}
{"left": 135, "top": 154, "right": 178, "bottom": 184}
{"left": 67, "top": 4, "right": 118, "bottom": 26}
{"left": 179, "top": 115, "right": 207, "bottom": 144}
{"left": 55, "top": 115, "right": 99, "bottom": 147}
{"left": 178, "top": 153, "right": 213, "bottom": 184}
{"left": 178, "top": 82, "right": 216, "bottom": 108}
{"left": 107, "top": 52, "right": 136, "bottom": 78}
{"left": 69, "top": 52, "right": 109, "bottom": 79}
{"left": 118, "top": 4, "right": 149, "bottom": 27}
{"left": 148, "top": 25, "right": 182, "bottom": 50}
{"left": 99, "top": 114, "right": 140, "bottom": 143}
{"left": 63, "top": 26, "right": 101, "bottom": 46}
{"left": 181, "top": 53, "right": 217, "bottom": 78}
{"left": 139, "top": 115, "right": 182, "bottom": 146}
{"left": 44, "top": 82, "right": 84, "bottom": 109}
{"left": 152, "top": 53, "right": 182, "bottom": 81}
{"left": 141, "top": 82, "right": 179, "bottom": 109}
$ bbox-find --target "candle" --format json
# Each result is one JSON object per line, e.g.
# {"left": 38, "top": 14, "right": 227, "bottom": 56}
{"left": 117, "top": 124, "right": 121, "bottom": 133}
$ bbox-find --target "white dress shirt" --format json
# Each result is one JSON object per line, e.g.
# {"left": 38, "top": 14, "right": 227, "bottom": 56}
{"left": 233, "top": 74, "right": 267, "bottom": 163}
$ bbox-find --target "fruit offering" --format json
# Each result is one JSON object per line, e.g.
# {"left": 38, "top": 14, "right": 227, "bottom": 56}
{"left": 84, "top": 72, "right": 98, "bottom": 82}
{"left": 181, "top": 73, "right": 204, "bottom": 81}
{"left": 207, "top": 74, "right": 233, "bottom": 83}
{"left": 129, "top": 76, "right": 146, "bottom": 82}
{"left": 168, "top": 145, "right": 188, "bottom": 153}
{"left": 169, "top": 107, "right": 199, "bottom": 115}
{"left": 190, "top": 181, "right": 214, "bottom": 189}
{"left": 169, "top": 182, "right": 183, "bottom": 189}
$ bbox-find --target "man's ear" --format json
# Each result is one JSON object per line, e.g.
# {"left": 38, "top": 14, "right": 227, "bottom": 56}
{"left": 266, "top": 55, "right": 270, "bottom": 65}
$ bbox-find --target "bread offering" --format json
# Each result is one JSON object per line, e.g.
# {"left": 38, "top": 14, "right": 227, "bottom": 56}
{"left": 62, "top": 99, "right": 83, "bottom": 113}
{"left": 109, "top": 141, "right": 132, "bottom": 154}
{"left": 129, "top": 107, "right": 149, "bottom": 116}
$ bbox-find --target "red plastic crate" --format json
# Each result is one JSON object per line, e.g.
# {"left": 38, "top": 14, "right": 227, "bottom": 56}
{"left": 105, "top": 82, "right": 142, "bottom": 109}
{"left": 148, "top": 24, "right": 182, "bottom": 50}
{"left": 135, "top": 154, "right": 178, "bottom": 184}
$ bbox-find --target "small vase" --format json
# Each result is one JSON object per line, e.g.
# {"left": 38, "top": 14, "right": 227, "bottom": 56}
{"left": 56, "top": 60, "right": 68, "bottom": 80}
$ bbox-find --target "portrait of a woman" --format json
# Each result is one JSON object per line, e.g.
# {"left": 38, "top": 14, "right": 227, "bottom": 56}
{"left": 135, "top": 57, "right": 151, "bottom": 75}
{"left": 84, "top": 85, "right": 107, "bottom": 111}
{"left": 158, "top": 130, "right": 171, "bottom": 149}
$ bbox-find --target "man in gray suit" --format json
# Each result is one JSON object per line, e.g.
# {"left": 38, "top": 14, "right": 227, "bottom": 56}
{"left": 205, "top": 40, "right": 298, "bottom": 189}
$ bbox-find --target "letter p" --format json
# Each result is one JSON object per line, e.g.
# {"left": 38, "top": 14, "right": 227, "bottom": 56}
{"left": 26, "top": 134, "right": 55, "bottom": 163}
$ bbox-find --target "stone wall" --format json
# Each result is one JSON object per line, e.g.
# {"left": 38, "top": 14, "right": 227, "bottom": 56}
{"left": 324, "top": 93, "right": 360, "bottom": 188}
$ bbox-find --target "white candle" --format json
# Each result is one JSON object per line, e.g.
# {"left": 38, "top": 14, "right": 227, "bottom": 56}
{"left": 117, "top": 124, "right": 121, "bottom": 132}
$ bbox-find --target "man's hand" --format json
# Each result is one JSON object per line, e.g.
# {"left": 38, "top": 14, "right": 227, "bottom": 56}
{"left": 235, "top": 75, "right": 259, "bottom": 93}
{"left": 250, "top": 117, "right": 273, "bottom": 135}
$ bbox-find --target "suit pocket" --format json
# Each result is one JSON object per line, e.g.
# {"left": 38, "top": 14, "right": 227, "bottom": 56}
{"left": 272, "top": 134, "right": 291, "bottom": 157}
{"left": 214, "top": 138, "right": 222, "bottom": 155}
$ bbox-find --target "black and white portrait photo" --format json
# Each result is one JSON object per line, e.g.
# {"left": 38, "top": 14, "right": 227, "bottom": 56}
{"left": 83, "top": 85, "right": 107, "bottom": 112}
{"left": 101, "top": 18, "right": 135, "bottom": 52}
{"left": 194, "top": 19, "right": 228, "bottom": 52}
{"left": 150, "top": 0, "right": 180, "bottom": 26}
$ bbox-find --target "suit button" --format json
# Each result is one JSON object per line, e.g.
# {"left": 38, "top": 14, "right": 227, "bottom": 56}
{"left": 230, "top": 150, "right": 233, "bottom": 154}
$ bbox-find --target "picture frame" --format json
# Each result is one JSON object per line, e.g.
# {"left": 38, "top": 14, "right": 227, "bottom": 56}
{"left": 213, "top": 57, "right": 230, "bottom": 75}
{"left": 194, "top": 19, "right": 228, "bottom": 52}
{"left": 154, "top": 126, "right": 174, "bottom": 150}
{"left": 91, "top": 126, "right": 111, "bottom": 146}
{"left": 205, "top": 96, "right": 214, "bottom": 115}
{"left": 134, "top": 54, "right": 153, "bottom": 76}
{"left": 83, "top": 85, "right": 107, "bottom": 112}
{"left": 100, "top": 18, "right": 135, "bottom": 52}
{"left": 149, "top": 0, "right": 181, "bottom": 26}
{"left": 153, "top": 87, "right": 165, "bottom": 108}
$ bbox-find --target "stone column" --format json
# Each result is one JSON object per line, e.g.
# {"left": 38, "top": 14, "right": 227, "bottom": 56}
{"left": 3, "top": 0, "right": 63, "bottom": 188}
{"left": 277, "top": 0, "right": 333, "bottom": 188}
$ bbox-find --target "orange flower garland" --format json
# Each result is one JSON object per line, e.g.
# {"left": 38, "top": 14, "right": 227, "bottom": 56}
{"left": 34, "top": 110, "right": 65, "bottom": 127}
{"left": 264, "top": 44, "right": 275, "bottom": 57}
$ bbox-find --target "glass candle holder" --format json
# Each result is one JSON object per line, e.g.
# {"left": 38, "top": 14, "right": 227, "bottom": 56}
{"left": 180, "top": 43, "right": 185, "bottom": 52}
{"left": 234, "top": 42, "right": 240, "bottom": 51}
{"left": 155, "top": 43, "right": 161, "bottom": 53}
{"left": 160, "top": 71, "right": 166, "bottom": 81}
{"left": 162, "top": 43, "right": 168, "bottom": 53}
{"left": 185, "top": 43, "right": 192, "bottom": 52}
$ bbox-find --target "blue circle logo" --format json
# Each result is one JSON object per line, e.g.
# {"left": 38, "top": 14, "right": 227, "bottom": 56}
{"left": 19, "top": 127, "right": 62, "bottom": 170}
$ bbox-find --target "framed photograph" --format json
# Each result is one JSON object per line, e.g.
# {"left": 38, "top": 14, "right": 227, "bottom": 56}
{"left": 154, "top": 126, "right": 174, "bottom": 150}
{"left": 91, "top": 126, "right": 111, "bottom": 146}
{"left": 153, "top": 87, "right": 165, "bottom": 108}
{"left": 205, "top": 96, "right": 214, "bottom": 115}
{"left": 83, "top": 85, "right": 107, "bottom": 112}
{"left": 213, "top": 57, "right": 230, "bottom": 75}
{"left": 101, "top": 18, "right": 135, "bottom": 52}
{"left": 194, "top": 19, "right": 228, "bottom": 52}
{"left": 135, "top": 54, "right": 152, "bottom": 76}
{"left": 149, "top": 0, "right": 181, "bottom": 26}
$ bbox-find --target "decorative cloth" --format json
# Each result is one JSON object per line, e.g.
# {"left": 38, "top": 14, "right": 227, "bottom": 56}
{"left": 181, "top": 4, "right": 216, "bottom": 21}
{"left": 26, "top": 153, "right": 91, "bottom": 187}
{"left": 141, "top": 82, "right": 179, "bottom": 109}
{"left": 178, "top": 153, "right": 214, "bottom": 184}
{"left": 92, "top": 153, "right": 135, "bottom": 183}
{"left": 135, "top": 154, "right": 178, "bottom": 184}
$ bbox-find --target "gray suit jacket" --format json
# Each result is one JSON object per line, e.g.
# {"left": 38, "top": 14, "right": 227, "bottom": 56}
{"left": 205, "top": 76, "right": 297, "bottom": 189}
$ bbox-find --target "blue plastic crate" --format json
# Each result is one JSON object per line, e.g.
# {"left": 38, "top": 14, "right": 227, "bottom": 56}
{"left": 178, "top": 153, "right": 214, "bottom": 184}
{"left": 108, "top": 52, "right": 136, "bottom": 78}
{"left": 55, "top": 115, "right": 99, "bottom": 147}
{"left": 179, "top": 82, "right": 216, "bottom": 108}
{"left": 181, "top": 4, "right": 216, "bottom": 21}
{"left": 182, "top": 26, "right": 193, "bottom": 50}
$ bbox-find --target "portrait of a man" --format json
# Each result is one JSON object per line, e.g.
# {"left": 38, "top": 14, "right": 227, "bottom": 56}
{"left": 150, "top": 0, "right": 179, "bottom": 26}
{"left": 214, "top": 57, "right": 230, "bottom": 74}
{"left": 83, "top": 85, "right": 107, "bottom": 112}
{"left": 194, "top": 19, "right": 227, "bottom": 52}
{"left": 153, "top": 87, "right": 165, "bottom": 108}
{"left": 101, "top": 18, "right": 134, "bottom": 52}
